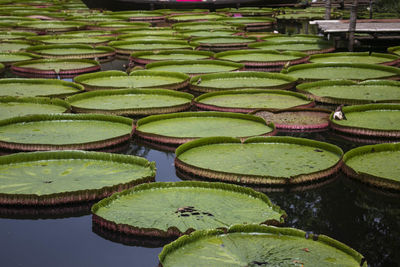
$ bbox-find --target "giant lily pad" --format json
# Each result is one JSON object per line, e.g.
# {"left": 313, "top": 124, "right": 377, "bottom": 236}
{"left": 134, "top": 112, "right": 276, "bottom": 145}
{"left": 261, "top": 34, "right": 327, "bottom": 43}
{"left": 215, "top": 49, "right": 309, "bottom": 69}
{"left": 166, "top": 13, "right": 227, "bottom": 23}
{"left": 107, "top": 11, "right": 164, "bottom": 22}
{"left": 329, "top": 104, "right": 400, "bottom": 138}
{"left": 0, "top": 113, "right": 133, "bottom": 151}
{"left": 92, "top": 181, "right": 286, "bottom": 238}
{"left": 217, "top": 7, "right": 275, "bottom": 16}
{"left": 11, "top": 58, "right": 101, "bottom": 78}
{"left": 87, "top": 21, "right": 150, "bottom": 31}
{"left": 26, "top": 44, "right": 115, "bottom": 61}
{"left": 249, "top": 40, "right": 335, "bottom": 55}
{"left": 0, "top": 52, "right": 40, "bottom": 66}
{"left": 251, "top": 108, "right": 331, "bottom": 131}
{"left": 0, "top": 96, "right": 70, "bottom": 120}
{"left": 0, "top": 30, "right": 36, "bottom": 40}
{"left": 217, "top": 17, "right": 275, "bottom": 31}
{"left": 129, "top": 50, "right": 213, "bottom": 65}
{"left": 17, "top": 21, "right": 86, "bottom": 33}
{"left": 0, "top": 78, "right": 83, "bottom": 98}
{"left": 342, "top": 143, "right": 400, "bottom": 190}
{"left": 194, "top": 89, "right": 314, "bottom": 113}
{"left": 282, "top": 63, "right": 400, "bottom": 82}
{"left": 0, "top": 40, "right": 32, "bottom": 53}
{"left": 145, "top": 60, "right": 244, "bottom": 76}
{"left": 175, "top": 136, "right": 343, "bottom": 185}
{"left": 190, "top": 72, "right": 297, "bottom": 93}
{"left": 109, "top": 40, "right": 195, "bottom": 58}
{"left": 74, "top": 70, "right": 189, "bottom": 91}
{"left": 192, "top": 36, "right": 257, "bottom": 51}
{"left": 159, "top": 225, "right": 367, "bottom": 267}
{"left": 387, "top": 46, "right": 400, "bottom": 56}
{"left": 114, "top": 27, "right": 177, "bottom": 36}
{"left": 27, "top": 35, "right": 114, "bottom": 46}
{"left": 296, "top": 80, "right": 400, "bottom": 105}
{"left": 309, "top": 52, "right": 400, "bottom": 66}
{"left": 173, "top": 21, "right": 242, "bottom": 31}
{"left": 117, "top": 33, "right": 187, "bottom": 42}
{"left": 66, "top": 89, "right": 193, "bottom": 116}
{"left": 179, "top": 29, "right": 240, "bottom": 38}
{"left": 0, "top": 150, "right": 155, "bottom": 205}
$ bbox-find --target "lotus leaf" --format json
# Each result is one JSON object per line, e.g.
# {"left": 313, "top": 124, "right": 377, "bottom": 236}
{"left": 0, "top": 151, "right": 155, "bottom": 205}
{"left": 92, "top": 181, "right": 285, "bottom": 237}
{"left": 159, "top": 225, "right": 366, "bottom": 267}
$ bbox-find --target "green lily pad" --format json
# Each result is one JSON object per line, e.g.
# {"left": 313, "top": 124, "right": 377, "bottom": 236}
{"left": 190, "top": 72, "right": 297, "bottom": 93}
{"left": 217, "top": 7, "right": 275, "bottom": 16}
{"left": 159, "top": 225, "right": 366, "bottom": 267}
{"left": 11, "top": 58, "right": 101, "bottom": 78}
{"left": 173, "top": 21, "right": 242, "bottom": 31}
{"left": 0, "top": 113, "right": 133, "bottom": 151}
{"left": 329, "top": 104, "right": 400, "bottom": 138}
{"left": 194, "top": 89, "right": 314, "bottom": 113}
{"left": 74, "top": 70, "right": 189, "bottom": 91}
{"left": 217, "top": 17, "right": 275, "bottom": 29}
{"left": 261, "top": 34, "right": 326, "bottom": 43}
{"left": 26, "top": 44, "right": 115, "bottom": 61}
{"left": 388, "top": 46, "right": 400, "bottom": 56}
{"left": 0, "top": 78, "right": 83, "bottom": 98}
{"left": 109, "top": 40, "right": 195, "bottom": 58}
{"left": 92, "top": 181, "right": 286, "bottom": 237}
{"left": 145, "top": 60, "right": 244, "bottom": 75}
{"left": 167, "top": 13, "right": 227, "bottom": 22}
{"left": 0, "top": 40, "right": 32, "bottom": 53}
{"left": 66, "top": 89, "right": 193, "bottom": 116}
{"left": 114, "top": 27, "right": 176, "bottom": 35}
{"left": 28, "top": 35, "right": 114, "bottom": 45}
{"left": 175, "top": 136, "right": 343, "bottom": 185}
{"left": 0, "top": 96, "right": 70, "bottom": 120}
{"left": 17, "top": 20, "right": 86, "bottom": 32}
{"left": 251, "top": 108, "right": 331, "bottom": 131}
{"left": 0, "top": 30, "right": 36, "bottom": 39}
{"left": 0, "top": 150, "right": 155, "bottom": 205}
{"left": 180, "top": 29, "right": 240, "bottom": 37}
{"left": 117, "top": 33, "right": 187, "bottom": 42}
{"left": 130, "top": 50, "right": 213, "bottom": 65}
{"left": 87, "top": 21, "right": 150, "bottom": 30}
{"left": 106, "top": 11, "right": 164, "bottom": 21}
{"left": 192, "top": 36, "right": 257, "bottom": 46}
{"left": 61, "top": 30, "right": 116, "bottom": 37}
{"left": 215, "top": 49, "right": 309, "bottom": 68}
{"left": 296, "top": 80, "right": 400, "bottom": 105}
{"left": 249, "top": 41, "right": 335, "bottom": 54}
{"left": 134, "top": 112, "right": 275, "bottom": 145}
{"left": 282, "top": 63, "right": 400, "bottom": 82}
{"left": 0, "top": 52, "right": 39, "bottom": 66}
{"left": 309, "top": 52, "right": 400, "bottom": 66}
{"left": 343, "top": 143, "right": 400, "bottom": 190}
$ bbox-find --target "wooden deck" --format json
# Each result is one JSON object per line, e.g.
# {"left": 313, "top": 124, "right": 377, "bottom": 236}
{"left": 311, "top": 19, "right": 400, "bottom": 34}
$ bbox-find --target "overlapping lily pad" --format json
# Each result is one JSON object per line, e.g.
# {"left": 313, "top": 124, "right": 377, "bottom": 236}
{"left": 194, "top": 89, "right": 314, "bottom": 113}
{"left": 109, "top": 40, "right": 195, "bottom": 58}
{"left": 0, "top": 40, "right": 32, "bottom": 53}
{"left": 192, "top": 36, "right": 257, "bottom": 51}
{"left": 0, "top": 96, "right": 70, "bottom": 120}
{"left": 282, "top": 63, "right": 400, "bottom": 82}
{"left": 261, "top": 34, "right": 326, "bottom": 43}
{"left": 217, "top": 7, "right": 275, "bottom": 16}
{"left": 0, "top": 78, "right": 83, "bottom": 98}
{"left": 17, "top": 20, "right": 86, "bottom": 33}
{"left": 190, "top": 71, "right": 297, "bottom": 93}
{"left": 217, "top": 17, "right": 276, "bottom": 31}
{"left": 114, "top": 27, "right": 176, "bottom": 36}
{"left": 129, "top": 50, "right": 213, "bottom": 65}
{"left": 92, "top": 181, "right": 286, "bottom": 237}
{"left": 0, "top": 113, "right": 133, "bottom": 151}
{"left": 309, "top": 52, "right": 400, "bottom": 66}
{"left": 11, "top": 58, "right": 101, "bottom": 78}
{"left": 329, "top": 104, "right": 400, "bottom": 138}
{"left": 215, "top": 49, "right": 309, "bottom": 70}
{"left": 342, "top": 143, "right": 400, "bottom": 190}
{"left": 117, "top": 33, "right": 187, "bottom": 42}
{"left": 249, "top": 40, "right": 335, "bottom": 54}
{"left": 0, "top": 30, "right": 36, "bottom": 39}
{"left": 387, "top": 46, "right": 400, "bottom": 56}
{"left": 159, "top": 225, "right": 367, "bottom": 267}
{"left": 66, "top": 89, "right": 193, "bottom": 116}
{"left": 175, "top": 136, "right": 343, "bottom": 185}
{"left": 28, "top": 35, "right": 114, "bottom": 46}
{"left": 251, "top": 108, "right": 331, "bottom": 131}
{"left": 134, "top": 112, "right": 276, "bottom": 145}
{"left": 297, "top": 80, "right": 400, "bottom": 105}
{"left": 173, "top": 21, "right": 242, "bottom": 31}
{"left": 180, "top": 29, "right": 240, "bottom": 37}
{"left": 87, "top": 21, "right": 150, "bottom": 31}
{"left": 0, "top": 52, "right": 40, "bottom": 66}
{"left": 0, "top": 150, "right": 155, "bottom": 205}
{"left": 26, "top": 44, "right": 115, "bottom": 61}
{"left": 145, "top": 60, "right": 244, "bottom": 76}
{"left": 166, "top": 13, "right": 227, "bottom": 23}
{"left": 75, "top": 70, "right": 189, "bottom": 91}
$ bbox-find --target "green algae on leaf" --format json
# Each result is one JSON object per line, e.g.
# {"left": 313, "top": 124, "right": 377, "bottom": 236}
{"left": 0, "top": 113, "right": 133, "bottom": 151}
{"left": 343, "top": 143, "right": 400, "bottom": 190}
{"left": 159, "top": 225, "right": 367, "bottom": 267}
{"left": 134, "top": 112, "right": 276, "bottom": 145}
{"left": 329, "top": 104, "right": 400, "bottom": 138}
{"left": 175, "top": 136, "right": 343, "bottom": 185}
{"left": 66, "top": 89, "right": 193, "bottom": 116}
{"left": 0, "top": 150, "right": 155, "bottom": 205}
{"left": 92, "top": 181, "right": 286, "bottom": 237}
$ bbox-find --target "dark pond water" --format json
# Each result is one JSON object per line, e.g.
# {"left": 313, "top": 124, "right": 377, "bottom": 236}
{"left": 1, "top": 61, "right": 399, "bottom": 267}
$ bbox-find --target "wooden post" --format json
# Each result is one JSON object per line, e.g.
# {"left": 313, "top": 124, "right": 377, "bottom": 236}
{"left": 325, "top": 0, "right": 332, "bottom": 20}
{"left": 348, "top": 0, "right": 358, "bottom": 52}
{"left": 369, "top": 0, "right": 373, "bottom": 19}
